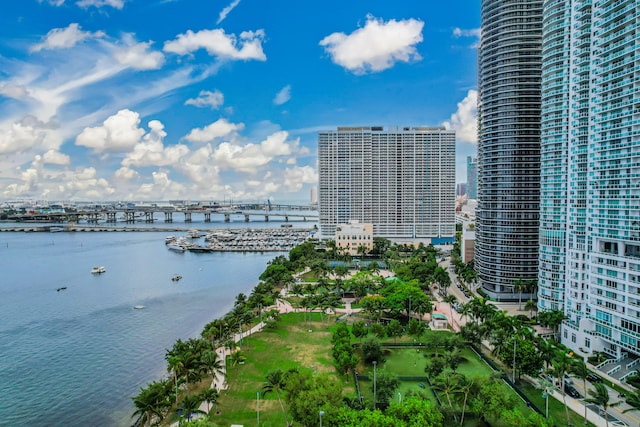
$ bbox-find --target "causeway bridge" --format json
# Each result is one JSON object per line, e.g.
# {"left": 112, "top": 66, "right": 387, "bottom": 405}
{"left": 8, "top": 204, "right": 318, "bottom": 224}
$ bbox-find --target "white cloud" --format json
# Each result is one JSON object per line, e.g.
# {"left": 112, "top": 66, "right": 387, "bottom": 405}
{"left": 164, "top": 28, "right": 266, "bottom": 61}
{"left": 281, "top": 165, "right": 317, "bottom": 192}
{"left": 76, "top": 0, "right": 125, "bottom": 9}
{"left": 185, "top": 90, "right": 224, "bottom": 109}
{"left": 114, "top": 37, "right": 165, "bottom": 70}
{"left": 217, "top": 0, "right": 241, "bottom": 24}
{"left": 442, "top": 89, "right": 478, "bottom": 144}
{"left": 114, "top": 166, "right": 139, "bottom": 181}
{"left": 453, "top": 27, "right": 481, "bottom": 38}
{"left": 0, "top": 84, "right": 29, "bottom": 100}
{"left": 31, "top": 23, "right": 105, "bottom": 52}
{"left": 42, "top": 149, "right": 71, "bottom": 165}
{"left": 212, "top": 130, "right": 299, "bottom": 173}
{"left": 273, "top": 85, "right": 291, "bottom": 106}
{"left": 75, "top": 109, "right": 146, "bottom": 152}
{"left": 183, "top": 118, "right": 243, "bottom": 143}
{"left": 121, "top": 120, "right": 190, "bottom": 167}
{"left": 319, "top": 15, "right": 423, "bottom": 74}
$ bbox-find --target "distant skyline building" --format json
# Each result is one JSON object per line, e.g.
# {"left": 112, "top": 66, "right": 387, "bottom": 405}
{"left": 466, "top": 156, "right": 477, "bottom": 199}
{"left": 538, "top": 1, "right": 640, "bottom": 362}
{"left": 475, "top": 0, "right": 543, "bottom": 300}
{"left": 318, "top": 126, "right": 456, "bottom": 242}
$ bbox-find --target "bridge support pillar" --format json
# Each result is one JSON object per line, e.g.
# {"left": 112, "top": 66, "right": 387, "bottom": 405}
{"left": 285, "top": 216, "right": 289, "bottom": 222}
{"left": 145, "top": 212, "right": 154, "bottom": 223}
{"left": 244, "top": 214, "right": 250, "bottom": 222}
{"left": 204, "top": 212, "right": 211, "bottom": 222}
{"left": 224, "top": 213, "right": 230, "bottom": 222}
{"left": 184, "top": 212, "right": 192, "bottom": 223}
{"left": 106, "top": 212, "right": 117, "bottom": 223}
{"left": 164, "top": 212, "right": 172, "bottom": 222}
{"left": 125, "top": 212, "right": 135, "bottom": 223}
{"left": 264, "top": 215, "right": 269, "bottom": 222}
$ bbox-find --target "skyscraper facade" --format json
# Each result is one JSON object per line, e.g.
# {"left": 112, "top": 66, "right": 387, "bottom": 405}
{"left": 476, "top": 0, "right": 543, "bottom": 300}
{"left": 539, "top": 1, "right": 640, "bottom": 360}
{"left": 466, "top": 156, "right": 478, "bottom": 199}
{"left": 318, "top": 126, "right": 456, "bottom": 242}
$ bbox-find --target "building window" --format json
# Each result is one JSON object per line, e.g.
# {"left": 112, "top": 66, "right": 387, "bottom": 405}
{"left": 585, "top": 338, "right": 591, "bottom": 348}
{"left": 571, "top": 333, "right": 576, "bottom": 343}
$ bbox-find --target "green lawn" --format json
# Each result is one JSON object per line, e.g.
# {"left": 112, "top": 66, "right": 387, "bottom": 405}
{"left": 517, "top": 380, "right": 596, "bottom": 427}
{"left": 210, "top": 313, "right": 337, "bottom": 427}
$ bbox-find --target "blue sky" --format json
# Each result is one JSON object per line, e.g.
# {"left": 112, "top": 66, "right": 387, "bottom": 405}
{"left": 0, "top": 0, "right": 480, "bottom": 203}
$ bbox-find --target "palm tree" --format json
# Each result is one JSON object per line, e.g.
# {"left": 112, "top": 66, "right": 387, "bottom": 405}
{"left": 229, "top": 349, "right": 246, "bottom": 368}
{"left": 200, "top": 387, "right": 219, "bottom": 414}
{"left": 262, "top": 369, "right": 290, "bottom": 426}
{"left": 432, "top": 372, "right": 461, "bottom": 423}
{"left": 443, "top": 294, "right": 457, "bottom": 327}
{"left": 167, "top": 355, "right": 184, "bottom": 405}
{"left": 513, "top": 279, "right": 526, "bottom": 311}
{"left": 623, "top": 389, "right": 640, "bottom": 413}
{"left": 454, "top": 373, "right": 474, "bottom": 426}
{"left": 179, "top": 394, "right": 206, "bottom": 422}
{"left": 585, "top": 383, "right": 621, "bottom": 427}
{"left": 524, "top": 299, "right": 537, "bottom": 319}
{"left": 571, "top": 359, "right": 590, "bottom": 424}
{"left": 131, "top": 380, "right": 170, "bottom": 427}
{"left": 200, "top": 349, "right": 225, "bottom": 387}
{"left": 552, "top": 351, "right": 574, "bottom": 427}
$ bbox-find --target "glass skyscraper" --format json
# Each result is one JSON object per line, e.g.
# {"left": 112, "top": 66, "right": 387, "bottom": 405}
{"left": 476, "top": 0, "right": 543, "bottom": 300}
{"left": 539, "top": 0, "right": 640, "bottom": 361}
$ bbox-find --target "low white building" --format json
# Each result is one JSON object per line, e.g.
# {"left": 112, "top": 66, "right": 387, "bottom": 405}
{"left": 335, "top": 221, "right": 374, "bottom": 255}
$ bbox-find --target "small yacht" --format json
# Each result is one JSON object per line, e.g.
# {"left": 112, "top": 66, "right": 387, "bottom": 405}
{"left": 187, "top": 229, "right": 203, "bottom": 239}
{"left": 171, "top": 274, "right": 183, "bottom": 282}
{"left": 133, "top": 305, "right": 145, "bottom": 310}
{"left": 91, "top": 266, "right": 106, "bottom": 274}
{"left": 165, "top": 235, "right": 176, "bottom": 245}
{"left": 167, "top": 242, "right": 187, "bottom": 252}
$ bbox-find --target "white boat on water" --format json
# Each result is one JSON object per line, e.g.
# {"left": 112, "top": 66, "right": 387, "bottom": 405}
{"left": 187, "top": 229, "right": 203, "bottom": 238}
{"left": 133, "top": 305, "right": 145, "bottom": 310}
{"left": 91, "top": 266, "right": 106, "bottom": 274}
{"left": 167, "top": 242, "right": 187, "bottom": 252}
{"left": 165, "top": 235, "right": 176, "bottom": 244}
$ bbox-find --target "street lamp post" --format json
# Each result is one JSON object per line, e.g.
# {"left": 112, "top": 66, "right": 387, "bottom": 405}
{"left": 257, "top": 391, "right": 260, "bottom": 426}
{"left": 398, "top": 391, "right": 402, "bottom": 404}
{"left": 319, "top": 410, "right": 324, "bottom": 427}
{"left": 512, "top": 336, "right": 517, "bottom": 383}
{"left": 373, "top": 361, "right": 377, "bottom": 409}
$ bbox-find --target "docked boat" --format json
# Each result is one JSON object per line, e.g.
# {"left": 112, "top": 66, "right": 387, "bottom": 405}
{"left": 167, "top": 242, "right": 187, "bottom": 252}
{"left": 188, "top": 244, "right": 212, "bottom": 253}
{"left": 91, "top": 266, "right": 106, "bottom": 274}
{"left": 165, "top": 235, "right": 176, "bottom": 244}
{"left": 187, "top": 229, "right": 203, "bottom": 239}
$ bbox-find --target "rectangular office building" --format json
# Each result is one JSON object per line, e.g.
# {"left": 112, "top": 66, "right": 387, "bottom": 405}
{"left": 318, "top": 126, "right": 455, "bottom": 242}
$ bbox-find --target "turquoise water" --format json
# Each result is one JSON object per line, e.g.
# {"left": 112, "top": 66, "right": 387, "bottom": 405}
{"left": 0, "top": 224, "right": 295, "bottom": 426}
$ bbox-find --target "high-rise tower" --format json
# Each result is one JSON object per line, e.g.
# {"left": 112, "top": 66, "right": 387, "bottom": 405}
{"left": 476, "top": 0, "right": 543, "bottom": 300}
{"left": 539, "top": 0, "right": 640, "bottom": 361}
{"left": 318, "top": 126, "right": 456, "bottom": 242}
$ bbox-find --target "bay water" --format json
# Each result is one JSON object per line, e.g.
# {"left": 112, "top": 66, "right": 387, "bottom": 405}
{"left": 0, "top": 219, "right": 310, "bottom": 426}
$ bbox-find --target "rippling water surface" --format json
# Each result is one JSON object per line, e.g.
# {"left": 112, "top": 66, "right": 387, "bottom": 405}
{"left": 0, "top": 221, "right": 301, "bottom": 426}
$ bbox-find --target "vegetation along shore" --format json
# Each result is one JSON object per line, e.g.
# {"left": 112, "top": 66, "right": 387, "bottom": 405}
{"left": 131, "top": 235, "right": 639, "bottom": 427}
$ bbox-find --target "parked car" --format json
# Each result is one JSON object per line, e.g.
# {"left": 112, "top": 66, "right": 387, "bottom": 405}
{"left": 564, "top": 374, "right": 574, "bottom": 385}
{"left": 587, "top": 373, "right": 603, "bottom": 383}
{"left": 565, "top": 384, "right": 582, "bottom": 398}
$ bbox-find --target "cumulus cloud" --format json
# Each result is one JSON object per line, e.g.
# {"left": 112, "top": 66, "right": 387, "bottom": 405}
{"left": 114, "top": 37, "right": 165, "bottom": 70}
{"left": 0, "top": 116, "right": 57, "bottom": 155}
{"left": 319, "top": 15, "right": 423, "bottom": 74}
{"left": 121, "top": 120, "right": 189, "bottom": 167}
{"left": 163, "top": 28, "right": 266, "bottom": 61}
{"left": 273, "top": 85, "right": 291, "bottom": 106}
{"left": 183, "top": 118, "right": 243, "bottom": 143}
{"left": 185, "top": 90, "right": 224, "bottom": 109}
{"left": 442, "top": 89, "right": 478, "bottom": 144}
{"left": 217, "top": 0, "right": 241, "bottom": 24}
{"left": 75, "top": 109, "right": 146, "bottom": 152}
{"left": 212, "top": 130, "right": 298, "bottom": 173}
{"left": 281, "top": 165, "right": 317, "bottom": 192}
{"left": 42, "top": 149, "right": 71, "bottom": 165}
{"left": 31, "top": 23, "right": 105, "bottom": 52}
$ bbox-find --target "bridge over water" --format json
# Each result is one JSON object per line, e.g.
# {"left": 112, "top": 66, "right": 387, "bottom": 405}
{"left": 9, "top": 204, "right": 318, "bottom": 224}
